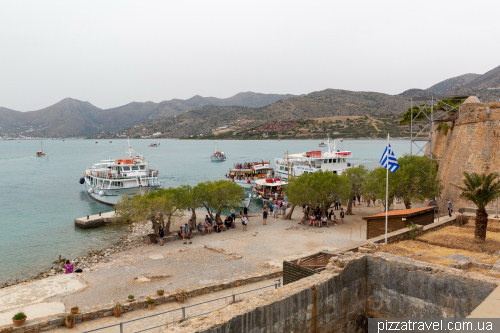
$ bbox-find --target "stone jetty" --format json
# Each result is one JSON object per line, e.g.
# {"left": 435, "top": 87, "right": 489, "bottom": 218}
{"left": 74, "top": 211, "right": 118, "bottom": 228}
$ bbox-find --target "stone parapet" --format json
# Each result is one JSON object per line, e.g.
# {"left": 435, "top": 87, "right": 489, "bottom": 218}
{"left": 0, "top": 270, "right": 282, "bottom": 333}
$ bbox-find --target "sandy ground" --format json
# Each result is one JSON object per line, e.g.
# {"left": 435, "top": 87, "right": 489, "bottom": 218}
{"left": 1, "top": 201, "right": 405, "bottom": 323}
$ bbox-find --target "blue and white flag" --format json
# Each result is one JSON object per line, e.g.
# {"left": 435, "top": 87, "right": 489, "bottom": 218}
{"left": 379, "top": 144, "right": 399, "bottom": 173}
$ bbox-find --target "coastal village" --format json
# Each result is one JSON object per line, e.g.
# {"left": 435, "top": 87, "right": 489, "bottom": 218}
{"left": 2, "top": 96, "right": 500, "bottom": 332}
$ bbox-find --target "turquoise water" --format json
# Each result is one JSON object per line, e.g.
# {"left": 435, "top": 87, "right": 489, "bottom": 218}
{"left": 0, "top": 139, "right": 410, "bottom": 283}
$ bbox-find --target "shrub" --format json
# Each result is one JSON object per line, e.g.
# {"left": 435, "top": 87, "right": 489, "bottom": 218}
{"left": 71, "top": 306, "right": 79, "bottom": 311}
{"left": 406, "top": 223, "right": 420, "bottom": 240}
{"left": 146, "top": 297, "right": 155, "bottom": 304}
{"left": 128, "top": 295, "right": 134, "bottom": 299}
{"left": 114, "top": 302, "right": 122, "bottom": 309}
{"left": 12, "top": 312, "right": 26, "bottom": 320}
{"left": 455, "top": 214, "right": 469, "bottom": 226}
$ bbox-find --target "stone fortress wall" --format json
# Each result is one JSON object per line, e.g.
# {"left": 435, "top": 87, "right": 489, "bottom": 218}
{"left": 429, "top": 97, "right": 500, "bottom": 213}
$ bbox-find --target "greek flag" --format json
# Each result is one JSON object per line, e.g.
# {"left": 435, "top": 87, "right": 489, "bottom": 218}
{"left": 379, "top": 144, "right": 399, "bottom": 173}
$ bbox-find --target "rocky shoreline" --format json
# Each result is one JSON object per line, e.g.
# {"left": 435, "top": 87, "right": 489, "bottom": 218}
{"left": 0, "top": 221, "right": 154, "bottom": 289}
{"left": 1, "top": 210, "right": 262, "bottom": 289}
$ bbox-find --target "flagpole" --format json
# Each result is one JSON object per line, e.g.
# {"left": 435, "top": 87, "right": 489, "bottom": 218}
{"left": 385, "top": 133, "right": 389, "bottom": 244}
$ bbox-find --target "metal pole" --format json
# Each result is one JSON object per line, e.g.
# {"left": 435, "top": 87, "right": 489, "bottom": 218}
{"left": 120, "top": 322, "right": 123, "bottom": 333}
{"left": 182, "top": 307, "right": 185, "bottom": 320}
{"left": 232, "top": 294, "right": 236, "bottom": 303}
{"left": 496, "top": 174, "right": 499, "bottom": 218}
{"left": 430, "top": 97, "right": 434, "bottom": 167}
{"left": 410, "top": 97, "right": 413, "bottom": 155}
{"left": 385, "top": 134, "right": 389, "bottom": 244}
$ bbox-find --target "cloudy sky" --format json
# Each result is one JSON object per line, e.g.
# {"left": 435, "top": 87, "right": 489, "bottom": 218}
{"left": 1, "top": 0, "right": 499, "bottom": 111}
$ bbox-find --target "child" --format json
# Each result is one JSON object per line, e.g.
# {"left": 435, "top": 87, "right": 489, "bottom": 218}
{"left": 65, "top": 260, "right": 73, "bottom": 274}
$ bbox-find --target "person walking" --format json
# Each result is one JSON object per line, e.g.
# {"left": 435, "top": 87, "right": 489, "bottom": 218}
{"left": 448, "top": 201, "right": 453, "bottom": 217}
{"left": 273, "top": 202, "right": 279, "bottom": 218}
{"left": 281, "top": 203, "right": 287, "bottom": 219}
{"left": 367, "top": 196, "right": 370, "bottom": 207}
{"left": 263, "top": 209, "right": 268, "bottom": 225}
{"left": 157, "top": 225, "right": 165, "bottom": 246}
{"left": 340, "top": 208, "right": 345, "bottom": 225}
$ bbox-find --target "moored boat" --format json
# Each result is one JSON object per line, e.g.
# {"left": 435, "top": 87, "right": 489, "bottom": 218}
{"left": 80, "top": 141, "right": 161, "bottom": 205}
{"left": 274, "top": 136, "right": 353, "bottom": 179}
{"left": 318, "top": 142, "right": 327, "bottom": 147}
{"left": 148, "top": 142, "right": 159, "bottom": 147}
{"left": 253, "top": 178, "right": 287, "bottom": 200}
{"left": 225, "top": 161, "right": 273, "bottom": 188}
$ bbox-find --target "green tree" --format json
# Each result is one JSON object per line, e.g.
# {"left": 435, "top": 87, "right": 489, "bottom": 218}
{"left": 116, "top": 187, "right": 182, "bottom": 235}
{"left": 345, "top": 166, "right": 368, "bottom": 215}
{"left": 175, "top": 185, "right": 203, "bottom": 229}
{"left": 364, "top": 167, "right": 393, "bottom": 207}
{"left": 452, "top": 172, "right": 500, "bottom": 241}
{"left": 194, "top": 180, "right": 245, "bottom": 222}
{"left": 392, "top": 154, "right": 441, "bottom": 209}
{"left": 286, "top": 170, "right": 350, "bottom": 217}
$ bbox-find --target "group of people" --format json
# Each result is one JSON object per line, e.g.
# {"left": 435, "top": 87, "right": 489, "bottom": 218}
{"left": 299, "top": 204, "right": 345, "bottom": 228}
{"left": 262, "top": 198, "right": 289, "bottom": 224}
{"left": 233, "top": 162, "right": 256, "bottom": 169}
{"left": 196, "top": 206, "right": 251, "bottom": 235}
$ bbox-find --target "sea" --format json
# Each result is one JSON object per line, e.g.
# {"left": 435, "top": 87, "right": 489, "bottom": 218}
{"left": 0, "top": 138, "right": 411, "bottom": 283}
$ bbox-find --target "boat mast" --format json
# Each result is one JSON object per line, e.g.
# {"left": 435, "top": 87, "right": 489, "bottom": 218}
{"left": 287, "top": 150, "right": 290, "bottom": 179}
{"left": 41, "top": 140, "right": 43, "bottom": 152}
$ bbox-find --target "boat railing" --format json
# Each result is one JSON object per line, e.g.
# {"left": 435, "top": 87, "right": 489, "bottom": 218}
{"left": 88, "top": 170, "right": 159, "bottom": 180}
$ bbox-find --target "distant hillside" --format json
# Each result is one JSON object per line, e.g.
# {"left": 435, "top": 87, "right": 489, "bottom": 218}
{"left": 447, "top": 65, "right": 500, "bottom": 102}
{"left": 0, "top": 92, "right": 295, "bottom": 138}
{"left": 398, "top": 89, "right": 434, "bottom": 99}
{"left": 95, "top": 89, "right": 408, "bottom": 139}
{"left": 426, "top": 73, "right": 480, "bottom": 95}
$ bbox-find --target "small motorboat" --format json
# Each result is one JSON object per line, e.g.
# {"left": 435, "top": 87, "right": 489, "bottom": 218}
{"left": 148, "top": 142, "right": 160, "bottom": 147}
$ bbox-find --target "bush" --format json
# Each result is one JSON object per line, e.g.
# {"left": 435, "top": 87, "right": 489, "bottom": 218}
{"left": 128, "top": 295, "right": 134, "bottom": 299}
{"left": 71, "top": 306, "right": 78, "bottom": 311}
{"left": 406, "top": 223, "right": 420, "bottom": 240}
{"left": 12, "top": 312, "right": 26, "bottom": 320}
{"left": 455, "top": 214, "right": 469, "bottom": 226}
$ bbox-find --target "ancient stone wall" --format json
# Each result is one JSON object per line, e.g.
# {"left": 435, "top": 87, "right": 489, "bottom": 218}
{"left": 178, "top": 253, "right": 499, "bottom": 333}
{"left": 430, "top": 105, "right": 500, "bottom": 213}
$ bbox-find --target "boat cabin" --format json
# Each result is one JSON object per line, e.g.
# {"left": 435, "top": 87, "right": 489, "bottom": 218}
{"left": 254, "top": 179, "right": 287, "bottom": 200}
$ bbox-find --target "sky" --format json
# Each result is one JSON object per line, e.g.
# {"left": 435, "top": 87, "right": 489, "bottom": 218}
{"left": 1, "top": 0, "right": 499, "bottom": 111}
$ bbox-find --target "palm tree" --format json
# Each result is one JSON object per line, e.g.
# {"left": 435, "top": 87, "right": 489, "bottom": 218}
{"left": 452, "top": 172, "right": 500, "bottom": 241}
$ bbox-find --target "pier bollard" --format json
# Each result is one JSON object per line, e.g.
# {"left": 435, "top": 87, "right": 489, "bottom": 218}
{"left": 87, "top": 215, "right": 89, "bottom": 220}
{"left": 99, "top": 211, "right": 101, "bottom": 216}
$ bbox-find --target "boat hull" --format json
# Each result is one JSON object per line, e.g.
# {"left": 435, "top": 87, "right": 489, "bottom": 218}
{"left": 84, "top": 179, "right": 159, "bottom": 206}
{"left": 211, "top": 157, "right": 226, "bottom": 162}
{"left": 230, "top": 179, "right": 256, "bottom": 188}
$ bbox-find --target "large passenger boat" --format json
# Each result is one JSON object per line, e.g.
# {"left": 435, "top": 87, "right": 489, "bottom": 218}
{"left": 225, "top": 161, "right": 273, "bottom": 188}
{"left": 80, "top": 141, "right": 161, "bottom": 205}
{"left": 274, "top": 137, "right": 353, "bottom": 180}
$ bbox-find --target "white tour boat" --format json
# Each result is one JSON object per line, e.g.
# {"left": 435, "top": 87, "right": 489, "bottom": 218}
{"left": 80, "top": 141, "right": 161, "bottom": 205}
{"left": 274, "top": 137, "right": 353, "bottom": 179}
{"left": 36, "top": 140, "right": 47, "bottom": 157}
{"left": 211, "top": 143, "right": 226, "bottom": 162}
{"left": 225, "top": 161, "right": 274, "bottom": 188}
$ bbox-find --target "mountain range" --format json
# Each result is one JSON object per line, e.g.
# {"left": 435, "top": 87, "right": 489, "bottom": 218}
{"left": 2, "top": 64, "right": 500, "bottom": 138}
{"left": 0, "top": 92, "right": 296, "bottom": 138}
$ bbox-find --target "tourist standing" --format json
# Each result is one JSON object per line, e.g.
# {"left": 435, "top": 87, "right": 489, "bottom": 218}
{"left": 243, "top": 206, "right": 248, "bottom": 219}
{"left": 65, "top": 260, "right": 73, "bottom": 274}
{"left": 284, "top": 194, "right": 288, "bottom": 205}
{"left": 242, "top": 215, "right": 248, "bottom": 231}
{"left": 230, "top": 208, "right": 236, "bottom": 223}
{"left": 273, "top": 202, "right": 279, "bottom": 218}
{"left": 448, "top": 201, "right": 453, "bottom": 217}
{"left": 263, "top": 209, "right": 268, "bottom": 225}
{"left": 281, "top": 204, "right": 286, "bottom": 219}
{"left": 157, "top": 225, "right": 165, "bottom": 246}
{"left": 340, "top": 208, "right": 345, "bottom": 225}
{"left": 367, "top": 196, "right": 370, "bottom": 207}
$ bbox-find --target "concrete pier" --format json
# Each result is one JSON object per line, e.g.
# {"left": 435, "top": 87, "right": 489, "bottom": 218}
{"left": 74, "top": 211, "right": 118, "bottom": 228}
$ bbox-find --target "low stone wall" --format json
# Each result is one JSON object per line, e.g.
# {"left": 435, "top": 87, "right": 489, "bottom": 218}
{"left": 334, "top": 216, "right": 458, "bottom": 254}
{"left": 3, "top": 270, "right": 282, "bottom": 333}
{"left": 176, "top": 253, "right": 500, "bottom": 333}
